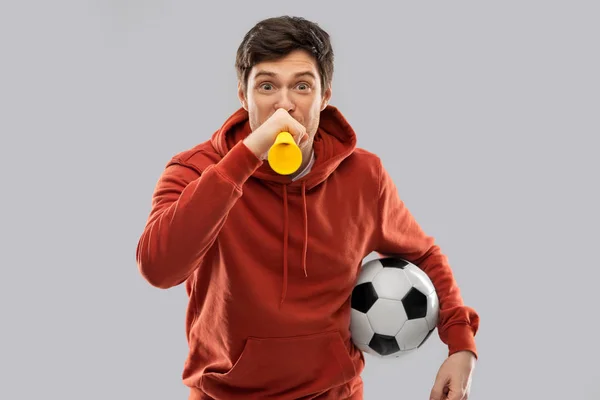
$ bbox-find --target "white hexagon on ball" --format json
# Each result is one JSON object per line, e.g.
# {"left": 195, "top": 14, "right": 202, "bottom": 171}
{"left": 425, "top": 291, "right": 439, "bottom": 330}
{"left": 372, "top": 267, "right": 412, "bottom": 300}
{"left": 366, "top": 298, "right": 408, "bottom": 336}
{"left": 350, "top": 308, "right": 374, "bottom": 345}
{"left": 395, "top": 318, "right": 431, "bottom": 351}
{"left": 355, "top": 259, "right": 383, "bottom": 285}
{"left": 405, "top": 263, "right": 435, "bottom": 295}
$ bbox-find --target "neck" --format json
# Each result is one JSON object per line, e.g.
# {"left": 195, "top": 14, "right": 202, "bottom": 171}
{"left": 301, "top": 145, "right": 313, "bottom": 166}
{"left": 290, "top": 145, "right": 314, "bottom": 180}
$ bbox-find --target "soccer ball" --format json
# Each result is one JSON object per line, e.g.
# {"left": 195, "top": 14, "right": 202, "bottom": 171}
{"left": 350, "top": 256, "right": 439, "bottom": 358}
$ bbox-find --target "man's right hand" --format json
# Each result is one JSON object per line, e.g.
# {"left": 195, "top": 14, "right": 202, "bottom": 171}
{"left": 242, "top": 108, "right": 309, "bottom": 160}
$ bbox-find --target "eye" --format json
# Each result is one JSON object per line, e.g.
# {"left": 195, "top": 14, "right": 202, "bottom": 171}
{"left": 259, "top": 82, "right": 274, "bottom": 91}
{"left": 296, "top": 82, "right": 311, "bottom": 91}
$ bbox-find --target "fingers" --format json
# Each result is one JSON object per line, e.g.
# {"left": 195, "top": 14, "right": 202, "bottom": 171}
{"left": 446, "top": 386, "right": 468, "bottom": 400}
{"left": 429, "top": 378, "right": 446, "bottom": 400}
{"left": 430, "top": 375, "right": 468, "bottom": 400}
{"left": 276, "top": 108, "right": 307, "bottom": 145}
{"left": 300, "top": 132, "right": 309, "bottom": 146}
{"left": 290, "top": 119, "right": 307, "bottom": 145}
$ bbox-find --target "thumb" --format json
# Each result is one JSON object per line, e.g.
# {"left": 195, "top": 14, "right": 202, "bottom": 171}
{"left": 446, "top": 383, "right": 465, "bottom": 400}
{"left": 429, "top": 375, "right": 447, "bottom": 400}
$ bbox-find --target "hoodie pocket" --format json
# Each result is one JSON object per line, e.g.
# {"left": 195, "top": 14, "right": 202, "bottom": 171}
{"left": 201, "top": 330, "right": 357, "bottom": 398}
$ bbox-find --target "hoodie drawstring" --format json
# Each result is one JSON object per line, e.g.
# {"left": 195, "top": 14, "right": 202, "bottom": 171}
{"left": 280, "top": 181, "right": 308, "bottom": 306}
{"left": 301, "top": 181, "right": 308, "bottom": 277}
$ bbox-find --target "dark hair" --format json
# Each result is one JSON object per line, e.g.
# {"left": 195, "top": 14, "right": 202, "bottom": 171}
{"left": 235, "top": 16, "right": 334, "bottom": 95}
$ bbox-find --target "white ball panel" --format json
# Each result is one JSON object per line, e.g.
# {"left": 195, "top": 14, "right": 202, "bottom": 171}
{"left": 354, "top": 342, "right": 373, "bottom": 354}
{"left": 372, "top": 267, "right": 412, "bottom": 300}
{"left": 405, "top": 263, "right": 435, "bottom": 295}
{"left": 350, "top": 309, "right": 374, "bottom": 345}
{"left": 356, "top": 259, "right": 384, "bottom": 285}
{"left": 366, "top": 298, "right": 407, "bottom": 336}
{"left": 395, "top": 318, "right": 430, "bottom": 350}
{"left": 425, "top": 291, "right": 440, "bottom": 330}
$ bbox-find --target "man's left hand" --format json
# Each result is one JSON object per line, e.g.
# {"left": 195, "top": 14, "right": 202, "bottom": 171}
{"left": 429, "top": 350, "right": 476, "bottom": 400}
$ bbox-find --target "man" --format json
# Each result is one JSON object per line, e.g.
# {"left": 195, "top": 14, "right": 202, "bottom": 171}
{"left": 136, "top": 15, "right": 480, "bottom": 400}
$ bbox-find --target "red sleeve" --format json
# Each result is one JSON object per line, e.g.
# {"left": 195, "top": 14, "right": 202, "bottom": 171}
{"left": 373, "top": 159, "right": 480, "bottom": 359}
{"left": 136, "top": 141, "right": 262, "bottom": 289}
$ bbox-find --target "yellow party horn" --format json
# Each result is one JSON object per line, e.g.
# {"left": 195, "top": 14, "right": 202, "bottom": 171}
{"left": 267, "top": 131, "right": 302, "bottom": 175}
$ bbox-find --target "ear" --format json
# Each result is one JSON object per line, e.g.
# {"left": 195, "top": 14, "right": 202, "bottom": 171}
{"left": 237, "top": 81, "right": 248, "bottom": 110}
{"left": 320, "top": 83, "right": 332, "bottom": 111}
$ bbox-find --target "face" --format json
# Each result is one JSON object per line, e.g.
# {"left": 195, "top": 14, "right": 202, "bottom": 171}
{"left": 238, "top": 49, "right": 332, "bottom": 149}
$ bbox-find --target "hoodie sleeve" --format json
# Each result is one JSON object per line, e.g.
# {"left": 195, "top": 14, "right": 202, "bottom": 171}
{"left": 372, "top": 159, "right": 480, "bottom": 359}
{"left": 136, "top": 140, "right": 263, "bottom": 289}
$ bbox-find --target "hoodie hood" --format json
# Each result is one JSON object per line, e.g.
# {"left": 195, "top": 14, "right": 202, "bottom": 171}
{"left": 210, "top": 105, "right": 357, "bottom": 305}
{"left": 211, "top": 105, "right": 357, "bottom": 190}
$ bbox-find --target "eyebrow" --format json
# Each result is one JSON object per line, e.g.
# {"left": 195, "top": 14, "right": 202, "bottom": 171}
{"left": 253, "top": 70, "right": 317, "bottom": 80}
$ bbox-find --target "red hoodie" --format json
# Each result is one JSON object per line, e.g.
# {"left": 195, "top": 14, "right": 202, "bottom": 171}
{"left": 136, "top": 105, "right": 480, "bottom": 399}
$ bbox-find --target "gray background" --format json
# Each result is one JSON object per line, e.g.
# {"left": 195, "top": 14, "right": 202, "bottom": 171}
{"left": 1, "top": 1, "right": 598, "bottom": 399}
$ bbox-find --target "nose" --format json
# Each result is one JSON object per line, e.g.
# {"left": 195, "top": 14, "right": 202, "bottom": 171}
{"left": 274, "top": 89, "right": 295, "bottom": 112}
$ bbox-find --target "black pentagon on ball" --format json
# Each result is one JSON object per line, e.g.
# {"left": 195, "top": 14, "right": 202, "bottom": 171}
{"left": 351, "top": 282, "right": 378, "bottom": 313}
{"left": 369, "top": 333, "right": 400, "bottom": 356}
{"left": 379, "top": 257, "right": 409, "bottom": 269}
{"left": 402, "top": 287, "right": 428, "bottom": 319}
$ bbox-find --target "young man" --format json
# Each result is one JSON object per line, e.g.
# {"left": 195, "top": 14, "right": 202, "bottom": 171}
{"left": 136, "top": 15, "right": 480, "bottom": 400}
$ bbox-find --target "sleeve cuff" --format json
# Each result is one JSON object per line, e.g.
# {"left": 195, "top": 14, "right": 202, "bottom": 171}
{"left": 445, "top": 324, "right": 478, "bottom": 360}
{"left": 214, "top": 140, "right": 263, "bottom": 188}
